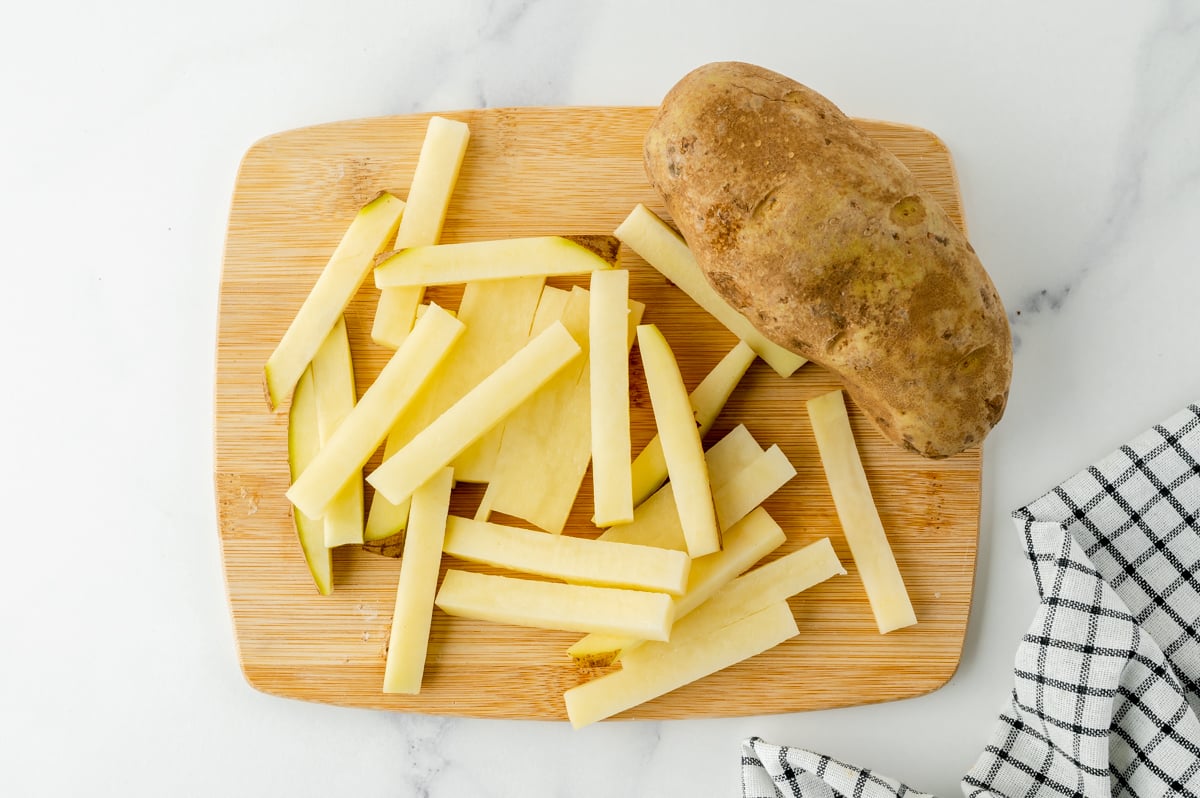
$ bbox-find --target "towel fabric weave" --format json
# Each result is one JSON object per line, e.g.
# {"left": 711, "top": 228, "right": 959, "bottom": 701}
{"left": 743, "top": 403, "right": 1200, "bottom": 798}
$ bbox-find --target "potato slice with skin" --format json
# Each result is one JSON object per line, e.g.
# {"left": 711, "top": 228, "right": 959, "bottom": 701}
{"left": 568, "top": 505, "right": 787, "bottom": 665}
{"left": 807, "top": 389, "right": 916, "bottom": 634}
{"left": 286, "top": 367, "right": 331, "bottom": 595}
{"left": 263, "top": 192, "right": 405, "bottom": 409}
{"left": 374, "top": 235, "right": 619, "bottom": 288}
{"left": 442, "top": 516, "right": 690, "bottom": 595}
{"left": 382, "top": 467, "right": 454, "bottom": 694}
{"left": 614, "top": 204, "right": 806, "bottom": 378}
{"left": 311, "top": 317, "right": 363, "bottom": 548}
{"left": 563, "top": 601, "right": 798, "bottom": 729}
{"left": 372, "top": 116, "right": 471, "bottom": 349}
{"left": 368, "top": 322, "right": 582, "bottom": 506}
{"left": 286, "top": 304, "right": 464, "bottom": 519}
{"left": 434, "top": 570, "right": 675, "bottom": 641}
{"left": 630, "top": 340, "right": 757, "bottom": 508}
{"left": 589, "top": 270, "right": 634, "bottom": 526}
{"left": 637, "top": 323, "right": 720, "bottom": 557}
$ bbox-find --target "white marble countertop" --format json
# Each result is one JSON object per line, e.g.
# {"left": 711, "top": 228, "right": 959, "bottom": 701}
{"left": 3, "top": 1, "right": 1198, "bottom": 795}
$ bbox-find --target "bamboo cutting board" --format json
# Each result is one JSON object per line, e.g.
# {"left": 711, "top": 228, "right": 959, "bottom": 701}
{"left": 215, "top": 106, "right": 982, "bottom": 721}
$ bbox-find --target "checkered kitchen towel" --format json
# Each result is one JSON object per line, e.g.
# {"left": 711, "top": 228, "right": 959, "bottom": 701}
{"left": 743, "top": 403, "right": 1200, "bottom": 797}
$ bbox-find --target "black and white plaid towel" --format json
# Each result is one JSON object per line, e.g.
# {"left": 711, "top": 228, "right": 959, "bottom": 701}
{"left": 743, "top": 403, "right": 1200, "bottom": 798}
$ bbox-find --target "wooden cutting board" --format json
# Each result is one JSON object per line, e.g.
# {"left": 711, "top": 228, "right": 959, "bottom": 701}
{"left": 215, "top": 106, "right": 981, "bottom": 721}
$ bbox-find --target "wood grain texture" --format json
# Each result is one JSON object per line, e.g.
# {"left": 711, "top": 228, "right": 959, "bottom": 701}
{"left": 215, "top": 106, "right": 981, "bottom": 721}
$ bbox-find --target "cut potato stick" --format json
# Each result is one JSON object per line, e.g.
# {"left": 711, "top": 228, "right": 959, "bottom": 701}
{"left": 614, "top": 204, "right": 806, "bottom": 378}
{"left": 372, "top": 289, "right": 422, "bottom": 351}
{"left": 482, "top": 289, "right": 645, "bottom": 531}
{"left": 478, "top": 287, "right": 591, "bottom": 532}
{"left": 630, "top": 340, "right": 756, "bottom": 507}
{"left": 364, "top": 278, "right": 545, "bottom": 539}
{"left": 712, "top": 444, "right": 796, "bottom": 532}
{"left": 698, "top": 423, "right": 764, "bottom": 482}
{"left": 564, "top": 601, "right": 798, "bottom": 728}
{"left": 599, "top": 429, "right": 791, "bottom": 553}
{"left": 479, "top": 286, "right": 579, "bottom": 516}
{"left": 807, "top": 389, "right": 916, "bottom": 634}
{"left": 442, "top": 516, "right": 690, "bottom": 595}
{"left": 589, "top": 270, "right": 634, "bottom": 526}
{"left": 363, "top": 479, "right": 412, "bottom": 543}
{"left": 530, "top": 285, "right": 573, "bottom": 330}
{"left": 382, "top": 467, "right": 454, "bottom": 694}
{"left": 635, "top": 506, "right": 792, "bottom": 623}
{"left": 598, "top": 424, "right": 762, "bottom": 551}
{"left": 374, "top": 235, "right": 618, "bottom": 288}
{"left": 368, "top": 322, "right": 582, "bottom": 506}
{"left": 372, "top": 116, "right": 471, "bottom": 348}
{"left": 286, "top": 367, "right": 331, "bottom": 595}
{"left": 362, "top": 300, "right": 451, "bottom": 547}
{"left": 311, "top": 317, "right": 363, "bottom": 547}
{"left": 450, "top": 276, "right": 548, "bottom": 482}
{"left": 286, "top": 304, "right": 463, "bottom": 518}
{"left": 434, "top": 570, "right": 675, "bottom": 641}
{"left": 264, "top": 192, "right": 405, "bottom": 408}
{"left": 637, "top": 324, "right": 720, "bottom": 557}
{"left": 568, "top": 505, "right": 787, "bottom": 665}
{"left": 620, "top": 536, "right": 845, "bottom": 671}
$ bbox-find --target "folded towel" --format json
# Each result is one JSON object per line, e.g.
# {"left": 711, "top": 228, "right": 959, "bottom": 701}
{"left": 743, "top": 403, "right": 1200, "bottom": 798}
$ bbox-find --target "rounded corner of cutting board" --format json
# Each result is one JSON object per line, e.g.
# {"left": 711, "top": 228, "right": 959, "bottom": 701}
{"left": 214, "top": 105, "right": 982, "bottom": 720}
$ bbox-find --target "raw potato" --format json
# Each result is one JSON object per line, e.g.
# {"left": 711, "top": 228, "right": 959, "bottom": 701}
{"left": 598, "top": 424, "right": 762, "bottom": 551}
{"left": 566, "top": 537, "right": 844, "bottom": 725}
{"left": 636, "top": 323, "right": 720, "bottom": 558}
{"left": 286, "top": 367, "right": 332, "bottom": 595}
{"left": 568, "top": 505, "right": 788, "bottom": 666}
{"left": 620, "top": 535, "right": 846, "bottom": 671}
{"left": 365, "top": 278, "right": 545, "bottom": 539}
{"left": 563, "top": 601, "right": 798, "bottom": 729}
{"left": 383, "top": 467, "right": 454, "bottom": 694}
{"left": 476, "top": 286, "right": 591, "bottom": 532}
{"left": 629, "top": 340, "right": 756, "bottom": 507}
{"left": 374, "top": 235, "right": 619, "bottom": 288}
{"left": 644, "top": 61, "right": 1012, "bottom": 458}
{"left": 599, "top": 427, "right": 790, "bottom": 553}
{"left": 441, "top": 516, "right": 691, "bottom": 595}
{"left": 449, "top": 277, "right": 548, "bottom": 482}
{"left": 367, "top": 322, "right": 582, "bottom": 506}
{"left": 311, "top": 317, "right": 363, "bottom": 548}
{"left": 263, "top": 192, "right": 405, "bottom": 408}
{"left": 589, "top": 269, "right": 634, "bottom": 526}
{"left": 614, "top": 205, "right": 805, "bottom": 378}
{"left": 286, "top": 303, "right": 464, "bottom": 519}
{"left": 712, "top": 444, "right": 795, "bottom": 531}
{"left": 372, "top": 116, "right": 471, "bottom": 348}
{"left": 807, "top": 389, "right": 916, "bottom": 634}
{"left": 434, "top": 570, "right": 676, "bottom": 641}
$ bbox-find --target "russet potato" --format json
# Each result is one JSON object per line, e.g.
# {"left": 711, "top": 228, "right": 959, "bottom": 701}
{"left": 644, "top": 61, "right": 1012, "bottom": 458}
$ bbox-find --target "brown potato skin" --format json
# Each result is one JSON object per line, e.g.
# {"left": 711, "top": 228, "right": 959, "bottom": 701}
{"left": 644, "top": 62, "right": 1012, "bottom": 458}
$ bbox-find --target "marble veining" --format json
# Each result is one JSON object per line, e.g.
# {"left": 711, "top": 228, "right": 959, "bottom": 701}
{"left": 1006, "top": 0, "right": 1200, "bottom": 346}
